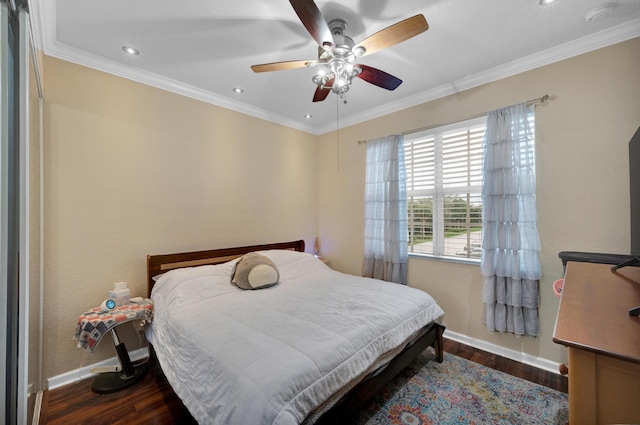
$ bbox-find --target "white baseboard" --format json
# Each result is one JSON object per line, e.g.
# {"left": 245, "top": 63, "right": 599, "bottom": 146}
{"left": 443, "top": 329, "right": 562, "bottom": 375}
{"left": 46, "top": 347, "right": 149, "bottom": 390}
{"left": 46, "top": 333, "right": 560, "bottom": 390}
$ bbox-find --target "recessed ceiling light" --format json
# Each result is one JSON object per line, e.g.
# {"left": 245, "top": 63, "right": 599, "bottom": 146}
{"left": 232, "top": 87, "right": 244, "bottom": 94}
{"left": 304, "top": 114, "right": 312, "bottom": 119}
{"left": 122, "top": 46, "right": 139, "bottom": 55}
{"left": 539, "top": 0, "right": 556, "bottom": 5}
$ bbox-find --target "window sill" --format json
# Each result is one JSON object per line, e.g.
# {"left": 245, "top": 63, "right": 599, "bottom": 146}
{"left": 408, "top": 253, "right": 481, "bottom": 266}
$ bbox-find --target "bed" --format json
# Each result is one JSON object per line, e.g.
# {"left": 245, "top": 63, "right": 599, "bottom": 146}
{"left": 146, "top": 240, "right": 445, "bottom": 424}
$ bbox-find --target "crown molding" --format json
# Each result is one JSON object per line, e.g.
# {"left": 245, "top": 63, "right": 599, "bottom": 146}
{"left": 27, "top": 0, "right": 640, "bottom": 136}
{"left": 318, "top": 18, "right": 640, "bottom": 134}
{"left": 49, "top": 43, "right": 318, "bottom": 134}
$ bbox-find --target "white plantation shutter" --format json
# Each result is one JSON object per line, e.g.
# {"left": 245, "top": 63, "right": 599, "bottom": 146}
{"left": 405, "top": 116, "right": 485, "bottom": 259}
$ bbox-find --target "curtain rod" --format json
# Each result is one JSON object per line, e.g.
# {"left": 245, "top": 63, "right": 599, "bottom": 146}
{"left": 357, "top": 94, "right": 549, "bottom": 144}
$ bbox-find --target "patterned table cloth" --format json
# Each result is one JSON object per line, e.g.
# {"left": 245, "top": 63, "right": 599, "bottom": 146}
{"left": 74, "top": 299, "right": 153, "bottom": 352}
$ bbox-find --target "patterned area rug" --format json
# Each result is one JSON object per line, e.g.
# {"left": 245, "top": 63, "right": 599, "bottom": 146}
{"left": 351, "top": 349, "right": 568, "bottom": 425}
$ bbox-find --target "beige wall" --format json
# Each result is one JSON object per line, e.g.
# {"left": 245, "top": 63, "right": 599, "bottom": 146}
{"left": 317, "top": 37, "right": 640, "bottom": 364}
{"left": 42, "top": 37, "right": 640, "bottom": 380}
{"left": 42, "top": 56, "right": 318, "bottom": 378}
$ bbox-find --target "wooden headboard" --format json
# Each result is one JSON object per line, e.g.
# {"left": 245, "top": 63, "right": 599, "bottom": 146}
{"left": 146, "top": 240, "right": 305, "bottom": 296}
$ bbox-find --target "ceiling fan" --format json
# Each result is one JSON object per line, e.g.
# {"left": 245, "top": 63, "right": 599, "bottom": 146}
{"left": 250, "top": 0, "right": 429, "bottom": 102}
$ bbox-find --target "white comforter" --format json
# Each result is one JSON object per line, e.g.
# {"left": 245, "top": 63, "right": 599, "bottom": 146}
{"left": 149, "top": 249, "right": 444, "bottom": 425}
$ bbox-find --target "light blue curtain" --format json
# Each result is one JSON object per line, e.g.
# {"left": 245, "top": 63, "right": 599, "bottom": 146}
{"left": 481, "top": 104, "right": 541, "bottom": 336}
{"left": 362, "top": 134, "right": 408, "bottom": 284}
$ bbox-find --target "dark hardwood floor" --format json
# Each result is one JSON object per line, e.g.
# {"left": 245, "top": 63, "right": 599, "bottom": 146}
{"left": 444, "top": 339, "right": 567, "bottom": 393}
{"left": 40, "top": 338, "right": 567, "bottom": 425}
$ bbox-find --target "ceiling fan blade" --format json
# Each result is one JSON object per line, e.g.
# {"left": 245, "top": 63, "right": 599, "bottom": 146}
{"left": 357, "top": 65, "right": 402, "bottom": 90}
{"left": 313, "top": 87, "right": 331, "bottom": 102}
{"left": 312, "top": 78, "right": 334, "bottom": 102}
{"left": 251, "top": 60, "right": 316, "bottom": 73}
{"left": 289, "top": 0, "right": 334, "bottom": 49}
{"left": 354, "top": 14, "right": 428, "bottom": 57}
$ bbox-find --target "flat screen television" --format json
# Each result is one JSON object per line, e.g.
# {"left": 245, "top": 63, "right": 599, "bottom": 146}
{"left": 622, "top": 126, "right": 640, "bottom": 316}
{"left": 614, "top": 125, "right": 640, "bottom": 270}
{"left": 630, "top": 126, "right": 640, "bottom": 257}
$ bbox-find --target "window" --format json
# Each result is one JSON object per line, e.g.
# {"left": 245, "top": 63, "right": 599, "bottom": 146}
{"left": 405, "top": 111, "right": 537, "bottom": 262}
{"left": 405, "top": 116, "right": 486, "bottom": 261}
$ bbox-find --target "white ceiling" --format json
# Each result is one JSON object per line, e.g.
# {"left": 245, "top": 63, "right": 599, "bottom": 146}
{"left": 30, "top": 0, "right": 640, "bottom": 134}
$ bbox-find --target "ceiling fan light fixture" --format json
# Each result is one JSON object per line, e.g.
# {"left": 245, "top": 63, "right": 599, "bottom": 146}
{"left": 332, "top": 80, "right": 349, "bottom": 95}
{"left": 312, "top": 71, "right": 331, "bottom": 86}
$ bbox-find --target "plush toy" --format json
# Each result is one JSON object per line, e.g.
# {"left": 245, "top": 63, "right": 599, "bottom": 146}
{"left": 230, "top": 252, "right": 280, "bottom": 290}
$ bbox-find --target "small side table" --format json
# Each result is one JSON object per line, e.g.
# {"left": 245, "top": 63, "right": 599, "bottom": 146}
{"left": 74, "top": 299, "right": 153, "bottom": 394}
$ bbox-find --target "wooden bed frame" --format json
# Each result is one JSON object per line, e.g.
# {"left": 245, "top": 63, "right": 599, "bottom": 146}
{"left": 146, "top": 239, "right": 444, "bottom": 424}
